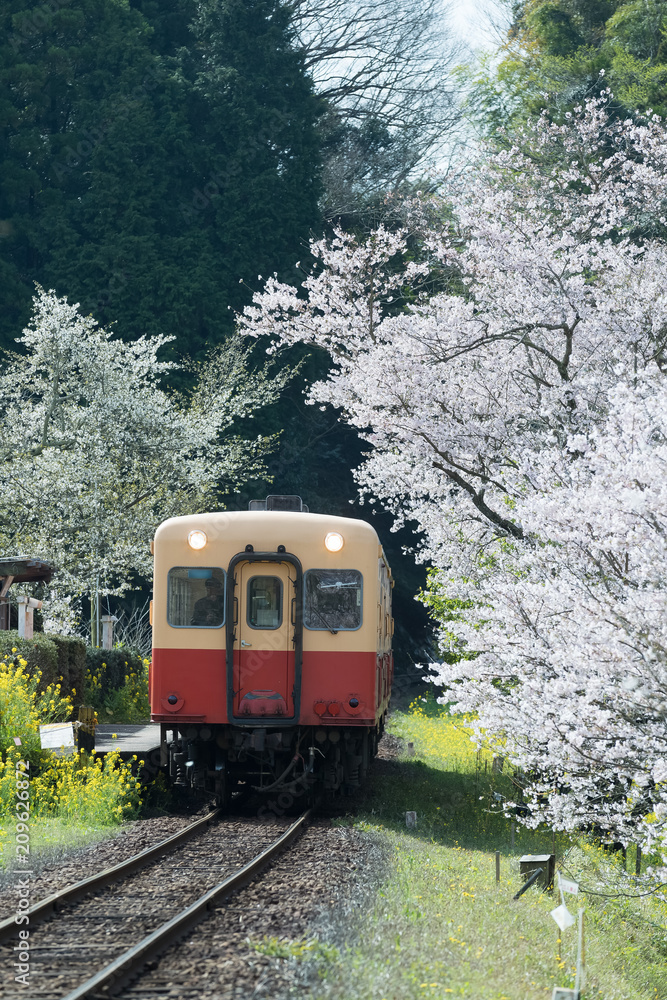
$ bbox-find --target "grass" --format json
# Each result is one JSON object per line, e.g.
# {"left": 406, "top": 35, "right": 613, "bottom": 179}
{"left": 295, "top": 698, "right": 667, "bottom": 1000}
{"left": 253, "top": 937, "right": 340, "bottom": 963}
{"left": 0, "top": 816, "right": 120, "bottom": 873}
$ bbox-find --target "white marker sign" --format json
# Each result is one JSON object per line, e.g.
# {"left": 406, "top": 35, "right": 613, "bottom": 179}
{"left": 550, "top": 902, "right": 576, "bottom": 932}
{"left": 558, "top": 874, "right": 579, "bottom": 895}
{"left": 40, "top": 723, "right": 75, "bottom": 754}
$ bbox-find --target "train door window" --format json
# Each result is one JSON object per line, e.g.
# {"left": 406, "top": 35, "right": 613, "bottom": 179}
{"left": 247, "top": 575, "right": 283, "bottom": 630}
{"left": 167, "top": 567, "right": 225, "bottom": 628}
{"left": 304, "top": 570, "right": 362, "bottom": 631}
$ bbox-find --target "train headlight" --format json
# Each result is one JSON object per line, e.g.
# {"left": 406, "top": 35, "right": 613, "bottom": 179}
{"left": 188, "top": 529, "right": 207, "bottom": 550}
{"left": 324, "top": 531, "right": 344, "bottom": 552}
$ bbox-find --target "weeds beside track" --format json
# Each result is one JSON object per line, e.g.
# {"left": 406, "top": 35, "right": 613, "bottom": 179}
{"left": 302, "top": 702, "right": 667, "bottom": 1000}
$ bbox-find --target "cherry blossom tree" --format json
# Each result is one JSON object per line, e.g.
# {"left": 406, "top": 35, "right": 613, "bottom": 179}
{"left": 437, "top": 378, "right": 667, "bottom": 861}
{"left": 0, "top": 288, "right": 287, "bottom": 629}
{"left": 241, "top": 94, "right": 667, "bottom": 875}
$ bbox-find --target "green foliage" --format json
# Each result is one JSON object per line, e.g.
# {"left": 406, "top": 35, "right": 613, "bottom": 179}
{"left": 50, "top": 635, "right": 87, "bottom": 708}
{"left": 0, "top": 631, "right": 90, "bottom": 706}
{"left": 0, "top": 0, "right": 322, "bottom": 356}
{"left": 605, "top": 0, "right": 667, "bottom": 58}
{"left": 419, "top": 568, "right": 475, "bottom": 665}
{"left": 0, "top": 632, "right": 147, "bottom": 721}
{"left": 85, "top": 647, "right": 143, "bottom": 695}
{"left": 527, "top": 1, "right": 587, "bottom": 55}
{"left": 84, "top": 649, "right": 149, "bottom": 722}
{"left": 606, "top": 44, "right": 667, "bottom": 108}
{"left": 0, "top": 631, "right": 59, "bottom": 692}
{"left": 465, "top": 0, "right": 667, "bottom": 132}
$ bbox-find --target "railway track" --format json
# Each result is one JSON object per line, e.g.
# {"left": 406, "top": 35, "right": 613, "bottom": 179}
{"left": 0, "top": 810, "right": 311, "bottom": 1000}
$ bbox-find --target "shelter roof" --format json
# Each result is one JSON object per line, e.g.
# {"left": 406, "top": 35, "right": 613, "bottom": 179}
{"left": 0, "top": 558, "right": 53, "bottom": 584}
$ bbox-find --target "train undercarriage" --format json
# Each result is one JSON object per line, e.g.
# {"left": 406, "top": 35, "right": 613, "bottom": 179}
{"left": 161, "top": 720, "right": 384, "bottom": 807}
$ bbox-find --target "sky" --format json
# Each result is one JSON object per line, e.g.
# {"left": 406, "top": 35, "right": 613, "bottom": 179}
{"left": 449, "top": 0, "right": 508, "bottom": 49}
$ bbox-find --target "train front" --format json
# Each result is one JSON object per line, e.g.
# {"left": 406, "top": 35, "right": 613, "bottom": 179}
{"left": 150, "top": 497, "right": 393, "bottom": 803}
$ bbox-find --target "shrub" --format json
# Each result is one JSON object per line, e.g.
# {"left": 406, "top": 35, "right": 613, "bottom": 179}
{"left": 0, "top": 632, "right": 86, "bottom": 708}
{"left": 0, "top": 635, "right": 148, "bottom": 722}
{"left": 0, "top": 631, "right": 59, "bottom": 691}
{"left": 84, "top": 651, "right": 149, "bottom": 723}
{"left": 49, "top": 635, "right": 86, "bottom": 708}
{"left": 85, "top": 648, "right": 142, "bottom": 699}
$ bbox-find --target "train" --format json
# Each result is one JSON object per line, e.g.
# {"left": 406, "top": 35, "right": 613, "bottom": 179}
{"left": 149, "top": 495, "right": 393, "bottom": 804}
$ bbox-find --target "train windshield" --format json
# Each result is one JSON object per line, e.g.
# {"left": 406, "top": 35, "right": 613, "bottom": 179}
{"left": 304, "top": 569, "right": 362, "bottom": 631}
{"left": 167, "top": 567, "right": 225, "bottom": 628}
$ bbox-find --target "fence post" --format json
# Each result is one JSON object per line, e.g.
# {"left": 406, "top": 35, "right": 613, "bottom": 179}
{"left": 17, "top": 596, "right": 42, "bottom": 639}
{"left": 101, "top": 614, "right": 117, "bottom": 650}
{"left": 574, "top": 908, "right": 585, "bottom": 994}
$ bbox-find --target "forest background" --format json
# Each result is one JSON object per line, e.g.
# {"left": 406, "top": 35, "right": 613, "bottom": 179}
{"left": 0, "top": 0, "right": 468, "bottom": 663}
{"left": 1, "top": 0, "right": 471, "bottom": 666}
{"left": 3, "top": 0, "right": 667, "bottom": 868}
{"left": 3, "top": 0, "right": 667, "bottom": 665}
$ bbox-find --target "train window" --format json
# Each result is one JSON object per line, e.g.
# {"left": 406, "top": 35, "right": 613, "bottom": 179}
{"left": 167, "top": 567, "right": 225, "bottom": 628}
{"left": 304, "top": 570, "right": 362, "bottom": 631}
{"left": 247, "top": 576, "right": 283, "bottom": 630}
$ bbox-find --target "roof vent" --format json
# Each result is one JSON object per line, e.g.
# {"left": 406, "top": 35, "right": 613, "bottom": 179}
{"left": 248, "top": 495, "right": 309, "bottom": 512}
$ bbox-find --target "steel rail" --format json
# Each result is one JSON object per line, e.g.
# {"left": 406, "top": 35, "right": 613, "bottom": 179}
{"left": 0, "top": 807, "right": 221, "bottom": 944}
{"left": 62, "top": 809, "right": 312, "bottom": 1000}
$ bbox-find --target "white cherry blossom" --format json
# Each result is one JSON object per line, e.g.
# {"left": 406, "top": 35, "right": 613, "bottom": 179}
{"left": 0, "top": 288, "right": 287, "bottom": 607}
{"left": 241, "top": 95, "right": 667, "bottom": 879}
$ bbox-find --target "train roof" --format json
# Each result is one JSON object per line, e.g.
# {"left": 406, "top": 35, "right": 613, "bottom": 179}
{"left": 154, "top": 509, "right": 381, "bottom": 547}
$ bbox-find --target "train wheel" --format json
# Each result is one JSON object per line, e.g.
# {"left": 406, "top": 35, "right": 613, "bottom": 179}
{"left": 213, "top": 770, "right": 233, "bottom": 810}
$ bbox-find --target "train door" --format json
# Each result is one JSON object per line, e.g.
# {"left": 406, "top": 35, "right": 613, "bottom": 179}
{"left": 230, "top": 560, "right": 298, "bottom": 720}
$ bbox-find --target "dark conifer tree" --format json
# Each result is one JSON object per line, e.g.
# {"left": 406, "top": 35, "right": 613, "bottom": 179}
{"left": 0, "top": 0, "right": 430, "bottom": 672}
{"left": 0, "top": 0, "right": 322, "bottom": 353}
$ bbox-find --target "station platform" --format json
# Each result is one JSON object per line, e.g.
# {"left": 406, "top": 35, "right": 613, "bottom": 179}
{"left": 94, "top": 723, "right": 161, "bottom": 759}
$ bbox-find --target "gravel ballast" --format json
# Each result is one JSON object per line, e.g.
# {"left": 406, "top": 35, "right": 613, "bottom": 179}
{"left": 0, "top": 734, "right": 403, "bottom": 998}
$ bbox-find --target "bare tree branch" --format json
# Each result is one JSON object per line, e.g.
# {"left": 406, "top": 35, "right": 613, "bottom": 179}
{"left": 284, "top": 0, "right": 463, "bottom": 217}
